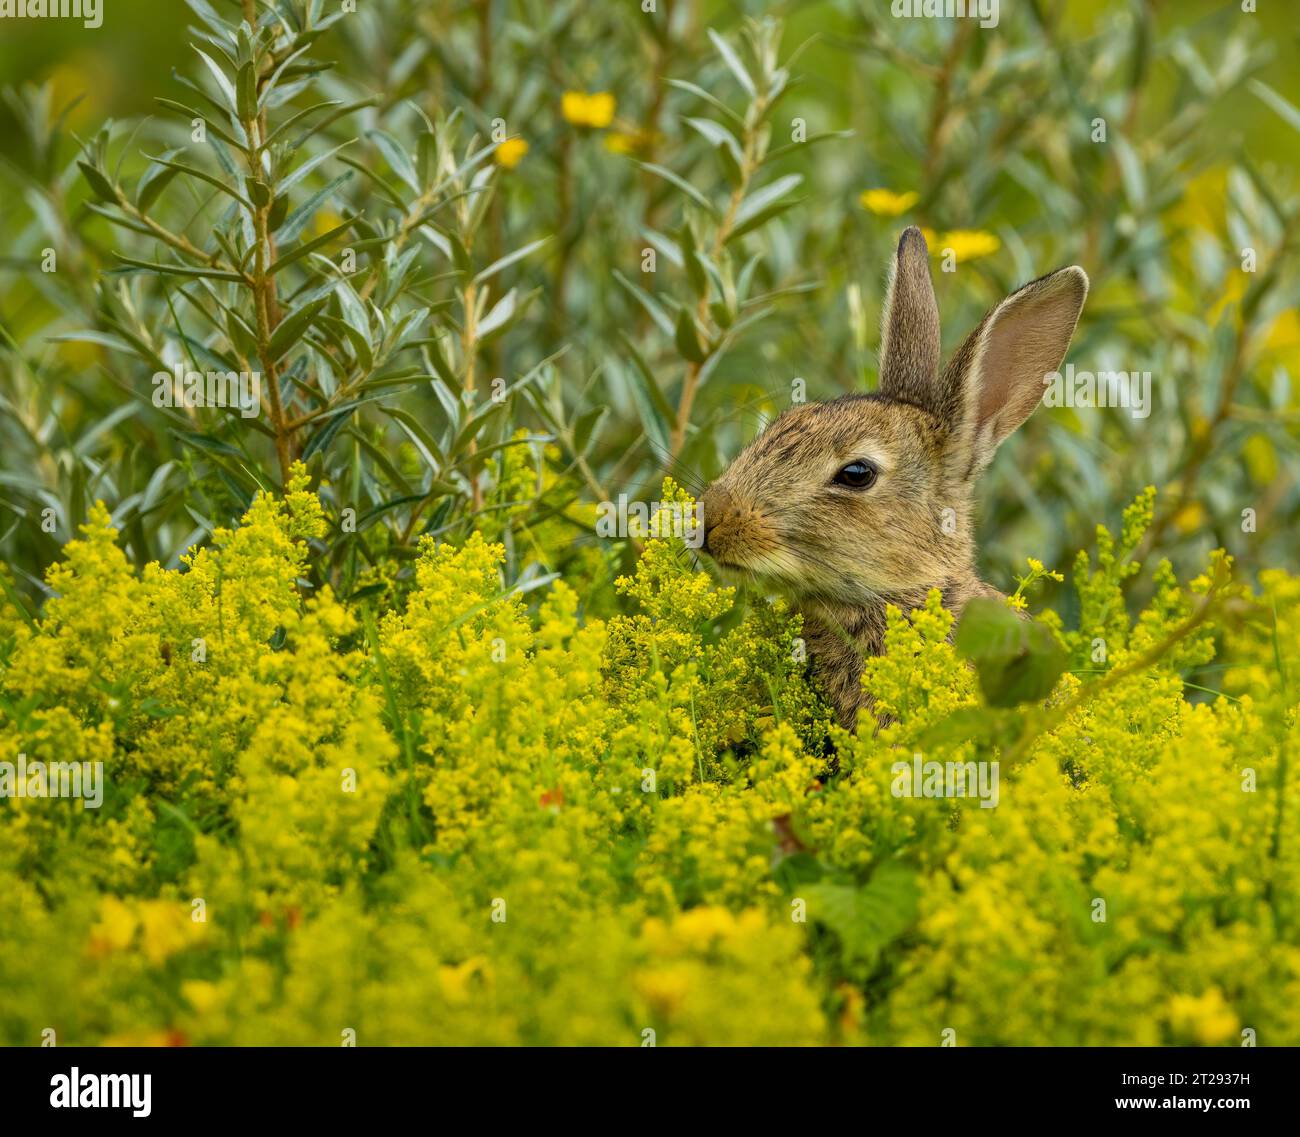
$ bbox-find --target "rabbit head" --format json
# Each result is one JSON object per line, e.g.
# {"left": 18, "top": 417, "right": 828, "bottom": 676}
{"left": 700, "top": 226, "right": 1088, "bottom": 610}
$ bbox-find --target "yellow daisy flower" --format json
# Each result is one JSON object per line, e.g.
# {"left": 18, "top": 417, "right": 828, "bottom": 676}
{"left": 494, "top": 137, "right": 529, "bottom": 169}
{"left": 562, "top": 91, "right": 616, "bottom": 129}
{"left": 931, "top": 229, "right": 1001, "bottom": 262}
{"left": 860, "top": 188, "right": 919, "bottom": 216}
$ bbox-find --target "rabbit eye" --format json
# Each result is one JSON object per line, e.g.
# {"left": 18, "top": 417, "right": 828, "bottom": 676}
{"left": 833, "top": 461, "right": 878, "bottom": 489}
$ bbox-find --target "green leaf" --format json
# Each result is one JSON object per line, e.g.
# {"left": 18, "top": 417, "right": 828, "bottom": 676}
{"left": 1249, "top": 79, "right": 1300, "bottom": 134}
{"left": 772, "top": 851, "right": 825, "bottom": 892}
{"left": 715, "top": 140, "right": 744, "bottom": 187}
{"left": 78, "top": 161, "right": 119, "bottom": 204}
{"left": 268, "top": 214, "right": 358, "bottom": 274}
{"left": 380, "top": 406, "right": 445, "bottom": 471}
{"left": 153, "top": 97, "right": 244, "bottom": 150}
{"left": 236, "top": 60, "right": 258, "bottom": 121}
{"left": 451, "top": 399, "right": 505, "bottom": 457}
{"left": 136, "top": 150, "right": 184, "bottom": 211}
{"left": 47, "top": 331, "right": 135, "bottom": 355}
{"left": 804, "top": 862, "right": 918, "bottom": 970}
{"left": 170, "top": 428, "right": 243, "bottom": 458}
{"left": 674, "top": 307, "right": 708, "bottom": 363}
{"left": 572, "top": 405, "right": 607, "bottom": 457}
{"left": 267, "top": 298, "right": 328, "bottom": 361}
{"left": 224, "top": 309, "right": 259, "bottom": 358}
{"left": 708, "top": 28, "right": 757, "bottom": 98}
{"left": 139, "top": 152, "right": 253, "bottom": 210}
{"left": 633, "top": 161, "right": 720, "bottom": 218}
{"left": 612, "top": 270, "right": 675, "bottom": 338}
{"left": 477, "top": 288, "right": 518, "bottom": 338}
{"left": 727, "top": 196, "right": 801, "bottom": 243}
{"left": 679, "top": 223, "right": 709, "bottom": 298}
{"left": 733, "top": 174, "right": 803, "bottom": 231}
{"left": 267, "top": 192, "right": 290, "bottom": 231}
{"left": 301, "top": 404, "right": 357, "bottom": 460}
{"left": 472, "top": 236, "right": 551, "bottom": 287}
{"left": 955, "top": 598, "right": 1068, "bottom": 708}
{"left": 276, "top": 170, "right": 355, "bottom": 243}
{"left": 245, "top": 178, "right": 272, "bottom": 208}
{"left": 368, "top": 128, "right": 421, "bottom": 196}
{"left": 664, "top": 78, "right": 744, "bottom": 125}
{"left": 112, "top": 255, "right": 246, "bottom": 283}
{"left": 1111, "top": 136, "right": 1146, "bottom": 211}
{"left": 683, "top": 116, "right": 744, "bottom": 167}
{"left": 315, "top": 316, "right": 369, "bottom": 372}
{"left": 763, "top": 129, "right": 855, "bottom": 164}
{"left": 193, "top": 47, "right": 239, "bottom": 114}
{"left": 417, "top": 130, "right": 436, "bottom": 186}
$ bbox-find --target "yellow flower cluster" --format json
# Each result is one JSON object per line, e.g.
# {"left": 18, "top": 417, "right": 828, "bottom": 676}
{"left": 561, "top": 90, "right": 616, "bottom": 129}
{"left": 0, "top": 471, "right": 1296, "bottom": 1045}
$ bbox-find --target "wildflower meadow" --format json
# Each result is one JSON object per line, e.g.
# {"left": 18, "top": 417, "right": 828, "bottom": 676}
{"left": 1, "top": 0, "right": 1298, "bottom": 1057}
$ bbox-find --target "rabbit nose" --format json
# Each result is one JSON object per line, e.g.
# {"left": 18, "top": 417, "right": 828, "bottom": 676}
{"left": 700, "top": 486, "right": 736, "bottom": 556}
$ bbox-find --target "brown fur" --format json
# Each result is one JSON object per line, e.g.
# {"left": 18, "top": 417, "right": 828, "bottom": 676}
{"left": 700, "top": 227, "right": 1088, "bottom": 731}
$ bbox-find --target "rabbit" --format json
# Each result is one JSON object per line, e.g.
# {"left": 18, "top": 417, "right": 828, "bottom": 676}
{"left": 699, "top": 226, "right": 1088, "bottom": 731}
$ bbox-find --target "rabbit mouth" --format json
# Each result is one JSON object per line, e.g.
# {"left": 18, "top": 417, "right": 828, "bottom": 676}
{"left": 708, "top": 547, "right": 802, "bottom": 584}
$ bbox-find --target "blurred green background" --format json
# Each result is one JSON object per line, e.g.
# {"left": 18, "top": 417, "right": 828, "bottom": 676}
{"left": 1, "top": 0, "right": 1297, "bottom": 626}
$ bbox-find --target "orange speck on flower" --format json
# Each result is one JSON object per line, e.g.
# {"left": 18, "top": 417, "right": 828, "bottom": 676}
{"left": 102, "top": 1028, "right": 188, "bottom": 1047}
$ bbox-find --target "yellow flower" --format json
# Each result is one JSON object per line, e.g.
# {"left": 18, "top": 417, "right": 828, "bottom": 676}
{"left": 562, "top": 91, "right": 616, "bottom": 129}
{"left": 439, "top": 956, "right": 490, "bottom": 1004}
{"left": 181, "top": 980, "right": 222, "bottom": 1014}
{"left": 604, "top": 130, "right": 643, "bottom": 155}
{"left": 311, "top": 207, "right": 344, "bottom": 240}
{"left": 56, "top": 339, "right": 102, "bottom": 370}
{"left": 1167, "top": 990, "right": 1240, "bottom": 1045}
{"left": 88, "top": 896, "right": 138, "bottom": 956}
{"left": 860, "top": 189, "right": 919, "bottom": 217}
{"left": 929, "top": 229, "right": 1001, "bottom": 262}
{"left": 1243, "top": 433, "right": 1278, "bottom": 484}
{"left": 495, "top": 138, "right": 529, "bottom": 169}
{"left": 136, "top": 900, "right": 206, "bottom": 965}
{"left": 674, "top": 905, "right": 738, "bottom": 947}
{"left": 634, "top": 964, "right": 693, "bottom": 1015}
{"left": 1172, "top": 501, "right": 1208, "bottom": 535}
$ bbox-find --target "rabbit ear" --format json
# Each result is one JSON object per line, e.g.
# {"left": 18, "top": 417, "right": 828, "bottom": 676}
{"left": 942, "top": 265, "right": 1089, "bottom": 478}
{"left": 879, "top": 226, "right": 941, "bottom": 409}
